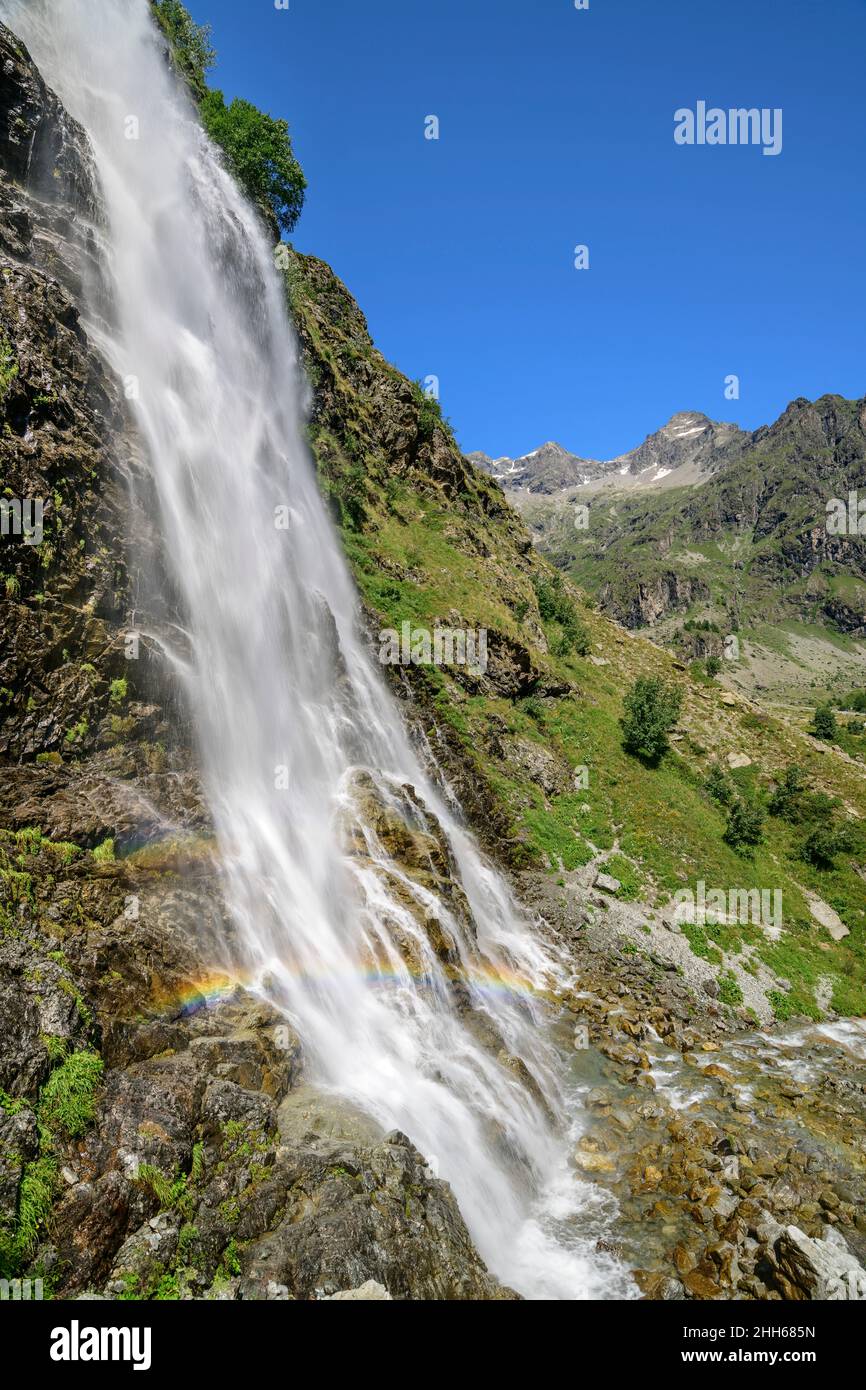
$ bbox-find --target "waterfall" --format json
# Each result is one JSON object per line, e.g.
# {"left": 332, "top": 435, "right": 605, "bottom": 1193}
{"left": 3, "top": 0, "right": 633, "bottom": 1299}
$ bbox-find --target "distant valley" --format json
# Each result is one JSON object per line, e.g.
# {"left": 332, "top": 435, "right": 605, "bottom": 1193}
{"left": 471, "top": 396, "right": 866, "bottom": 703}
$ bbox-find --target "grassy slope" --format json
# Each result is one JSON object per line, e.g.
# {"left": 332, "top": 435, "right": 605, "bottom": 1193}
{"left": 285, "top": 252, "right": 866, "bottom": 1020}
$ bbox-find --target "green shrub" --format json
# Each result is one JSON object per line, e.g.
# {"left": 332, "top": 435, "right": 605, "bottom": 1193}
{"left": 531, "top": 574, "right": 590, "bottom": 657}
{"left": 682, "top": 923, "right": 723, "bottom": 965}
{"left": 38, "top": 1050, "right": 103, "bottom": 1138}
{"left": 620, "top": 676, "right": 682, "bottom": 763}
{"left": 718, "top": 970, "right": 744, "bottom": 1006}
{"left": 412, "top": 383, "right": 447, "bottom": 442}
{"left": 723, "top": 797, "right": 765, "bottom": 856}
{"left": 705, "top": 763, "right": 735, "bottom": 806}
{"left": 811, "top": 704, "right": 837, "bottom": 741}
{"left": 768, "top": 765, "right": 809, "bottom": 822}
{"left": 201, "top": 91, "right": 306, "bottom": 235}
{"left": 799, "top": 823, "right": 854, "bottom": 870}
{"left": 768, "top": 767, "right": 839, "bottom": 828}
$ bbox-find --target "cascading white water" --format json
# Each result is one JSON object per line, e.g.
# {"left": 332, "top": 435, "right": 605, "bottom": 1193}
{"left": 4, "top": 0, "right": 634, "bottom": 1299}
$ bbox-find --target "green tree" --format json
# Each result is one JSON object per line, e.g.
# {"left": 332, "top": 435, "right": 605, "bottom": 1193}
{"left": 811, "top": 704, "right": 838, "bottom": 742}
{"left": 201, "top": 91, "right": 306, "bottom": 235}
{"left": 799, "top": 822, "right": 854, "bottom": 870}
{"left": 620, "top": 677, "right": 682, "bottom": 763}
{"left": 724, "top": 797, "right": 765, "bottom": 856}
{"left": 531, "top": 574, "right": 590, "bottom": 657}
{"left": 768, "top": 765, "right": 808, "bottom": 822}
{"left": 152, "top": 0, "right": 215, "bottom": 98}
{"left": 705, "top": 762, "right": 735, "bottom": 806}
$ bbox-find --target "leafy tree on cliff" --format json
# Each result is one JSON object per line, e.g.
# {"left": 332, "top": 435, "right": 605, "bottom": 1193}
{"left": 152, "top": 2, "right": 306, "bottom": 234}
{"left": 201, "top": 92, "right": 307, "bottom": 235}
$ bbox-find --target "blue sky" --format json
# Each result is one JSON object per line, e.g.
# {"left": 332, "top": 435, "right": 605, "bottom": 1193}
{"left": 186, "top": 0, "right": 866, "bottom": 461}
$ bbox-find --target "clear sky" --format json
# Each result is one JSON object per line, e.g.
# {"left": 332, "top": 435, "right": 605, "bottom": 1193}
{"left": 185, "top": 0, "right": 866, "bottom": 461}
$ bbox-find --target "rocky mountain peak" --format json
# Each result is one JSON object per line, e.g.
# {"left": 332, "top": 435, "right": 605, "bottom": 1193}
{"left": 466, "top": 440, "right": 601, "bottom": 494}
{"left": 471, "top": 409, "right": 749, "bottom": 499}
{"left": 610, "top": 411, "right": 748, "bottom": 486}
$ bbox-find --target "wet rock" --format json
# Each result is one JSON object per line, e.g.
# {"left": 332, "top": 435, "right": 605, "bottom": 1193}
{"left": 769, "top": 1225, "right": 866, "bottom": 1300}
{"left": 0, "top": 932, "right": 88, "bottom": 1099}
{"left": 682, "top": 1267, "right": 721, "bottom": 1299}
{"left": 585, "top": 1087, "right": 613, "bottom": 1111}
{"left": 574, "top": 1150, "right": 616, "bottom": 1176}
{"left": 634, "top": 1270, "right": 685, "bottom": 1300}
{"left": 240, "top": 1128, "right": 517, "bottom": 1301}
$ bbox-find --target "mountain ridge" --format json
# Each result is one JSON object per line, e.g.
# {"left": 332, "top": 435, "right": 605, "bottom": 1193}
{"left": 470, "top": 408, "right": 759, "bottom": 498}
{"left": 509, "top": 392, "right": 866, "bottom": 698}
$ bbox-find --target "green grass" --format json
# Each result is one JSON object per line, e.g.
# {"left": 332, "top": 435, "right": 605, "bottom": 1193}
{"left": 718, "top": 970, "right": 744, "bottom": 1006}
{"left": 133, "top": 1141, "right": 204, "bottom": 1219}
{"left": 0, "top": 1155, "right": 57, "bottom": 1274}
{"left": 598, "top": 852, "right": 643, "bottom": 901}
{"left": 38, "top": 1049, "right": 103, "bottom": 1138}
{"left": 0, "top": 331, "right": 18, "bottom": 402}
{"left": 0, "top": 1039, "right": 103, "bottom": 1277}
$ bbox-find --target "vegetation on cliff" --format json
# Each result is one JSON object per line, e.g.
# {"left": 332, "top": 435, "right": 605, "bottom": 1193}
{"left": 152, "top": 0, "right": 306, "bottom": 234}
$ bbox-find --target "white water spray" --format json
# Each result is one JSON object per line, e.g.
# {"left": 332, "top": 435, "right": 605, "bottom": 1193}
{"left": 4, "top": 0, "right": 633, "bottom": 1298}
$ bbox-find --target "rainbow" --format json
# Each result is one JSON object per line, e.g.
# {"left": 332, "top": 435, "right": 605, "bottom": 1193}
{"left": 154, "top": 956, "right": 559, "bottom": 1021}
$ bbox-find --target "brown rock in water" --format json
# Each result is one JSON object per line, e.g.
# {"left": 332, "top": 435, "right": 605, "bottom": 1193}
{"left": 682, "top": 1267, "right": 721, "bottom": 1299}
